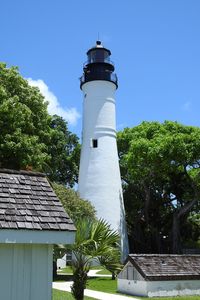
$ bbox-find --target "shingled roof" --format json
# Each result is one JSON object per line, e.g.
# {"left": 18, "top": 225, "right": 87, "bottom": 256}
{"left": 0, "top": 169, "right": 76, "bottom": 232}
{"left": 127, "top": 254, "right": 200, "bottom": 281}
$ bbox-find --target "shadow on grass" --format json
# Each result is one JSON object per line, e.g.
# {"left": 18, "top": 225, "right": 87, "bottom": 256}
{"left": 54, "top": 274, "right": 74, "bottom": 282}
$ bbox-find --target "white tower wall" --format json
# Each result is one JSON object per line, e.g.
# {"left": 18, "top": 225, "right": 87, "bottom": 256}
{"left": 78, "top": 80, "right": 128, "bottom": 260}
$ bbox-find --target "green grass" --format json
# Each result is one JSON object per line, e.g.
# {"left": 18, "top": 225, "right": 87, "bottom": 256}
{"left": 86, "top": 278, "right": 200, "bottom": 299}
{"left": 58, "top": 265, "right": 110, "bottom": 275}
{"left": 86, "top": 277, "right": 117, "bottom": 294}
{"left": 58, "top": 266, "right": 73, "bottom": 274}
{"left": 90, "top": 265, "right": 105, "bottom": 270}
{"left": 55, "top": 273, "right": 200, "bottom": 300}
{"left": 52, "top": 289, "right": 97, "bottom": 300}
{"left": 53, "top": 280, "right": 200, "bottom": 300}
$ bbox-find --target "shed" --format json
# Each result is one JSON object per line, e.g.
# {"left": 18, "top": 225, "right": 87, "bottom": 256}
{"left": 0, "top": 169, "right": 76, "bottom": 300}
{"left": 118, "top": 254, "right": 200, "bottom": 297}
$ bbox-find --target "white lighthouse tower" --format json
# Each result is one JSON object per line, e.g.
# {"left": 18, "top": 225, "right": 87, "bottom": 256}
{"left": 78, "top": 41, "right": 128, "bottom": 260}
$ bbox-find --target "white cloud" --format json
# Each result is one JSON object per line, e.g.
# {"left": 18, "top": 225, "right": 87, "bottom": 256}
{"left": 27, "top": 78, "right": 80, "bottom": 125}
{"left": 182, "top": 101, "right": 191, "bottom": 112}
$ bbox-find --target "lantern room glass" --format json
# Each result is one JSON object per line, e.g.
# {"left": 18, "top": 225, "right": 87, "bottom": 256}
{"left": 87, "top": 49, "right": 110, "bottom": 64}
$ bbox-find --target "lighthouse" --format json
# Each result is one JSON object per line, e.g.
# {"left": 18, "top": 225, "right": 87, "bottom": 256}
{"left": 78, "top": 41, "right": 128, "bottom": 260}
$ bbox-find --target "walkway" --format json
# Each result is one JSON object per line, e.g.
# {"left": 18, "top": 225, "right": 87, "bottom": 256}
{"left": 53, "top": 281, "right": 139, "bottom": 300}
{"left": 57, "top": 269, "right": 112, "bottom": 278}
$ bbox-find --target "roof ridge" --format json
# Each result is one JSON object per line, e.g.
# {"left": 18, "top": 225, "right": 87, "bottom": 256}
{"left": 0, "top": 168, "right": 45, "bottom": 177}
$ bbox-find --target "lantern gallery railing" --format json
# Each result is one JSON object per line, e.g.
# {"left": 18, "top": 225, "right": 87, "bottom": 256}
{"left": 80, "top": 72, "right": 118, "bottom": 87}
{"left": 84, "top": 58, "right": 115, "bottom": 66}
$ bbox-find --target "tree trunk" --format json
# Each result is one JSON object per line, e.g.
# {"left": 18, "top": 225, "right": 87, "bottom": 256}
{"left": 172, "top": 212, "right": 181, "bottom": 254}
{"left": 171, "top": 198, "right": 197, "bottom": 253}
{"left": 112, "top": 272, "right": 116, "bottom": 280}
{"left": 71, "top": 268, "right": 88, "bottom": 300}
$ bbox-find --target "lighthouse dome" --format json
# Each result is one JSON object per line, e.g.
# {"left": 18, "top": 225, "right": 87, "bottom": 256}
{"left": 80, "top": 41, "right": 118, "bottom": 89}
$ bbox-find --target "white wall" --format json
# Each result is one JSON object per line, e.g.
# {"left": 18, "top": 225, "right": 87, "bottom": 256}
{"left": 79, "top": 80, "right": 121, "bottom": 231}
{"left": 118, "top": 263, "right": 200, "bottom": 297}
{"left": 57, "top": 254, "right": 66, "bottom": 269}
{"left": 118, "top": 264, "right": 147, "bottom": 297}
{"left": 118, "top": 262, "right": 144, "bottom": 281}
{"left": 0, "top": 244, "right": 53, "bottom": 300}
{"left": 78, "top": 80, "right": 129, "bottom": 260}
{"left": 147, "top": 280, "right": 200, "bottom": 297}
{"left": 118, "top": 278, "right": 200, "bottom": 297}
{"left": 118, "top": 279, "right": 148, "bottom": 297}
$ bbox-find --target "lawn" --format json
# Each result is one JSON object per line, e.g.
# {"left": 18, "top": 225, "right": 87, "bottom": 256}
{"left": 52, "top": 289, "right": 97, "bottom": 300}
{"left": 53, "top": 287, "right": 200, "bottom": 300}
{"left": 86, "top": 277, "right": 117, "bottom": 293}
{"left": 86, "top": 278, "right": 200, "bottom": 300}
{"left": 57, "top": 266, "right": 73, "bottom": 274}
{"left": 58, "top": 265, "right": 110, "bottom": 275}
{"left": 54, "top": 274, "right": 200, "bottom": 300}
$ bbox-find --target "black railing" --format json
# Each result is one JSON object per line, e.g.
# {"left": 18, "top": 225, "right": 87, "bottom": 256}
{"left": 84, "top": 58, "right": 114, "bottom": 67}
{"left": 80, "top": 72, "right": 118, "bottom": 87}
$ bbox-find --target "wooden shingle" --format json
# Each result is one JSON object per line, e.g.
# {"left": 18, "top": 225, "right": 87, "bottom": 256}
{"left": 0, "top": 169, "right": 76, "bottom": 232}
{"left": 128, "top": 254, "right": 200, "bottom": 281}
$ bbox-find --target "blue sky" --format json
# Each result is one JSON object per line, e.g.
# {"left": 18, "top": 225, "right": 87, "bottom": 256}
{"left": 1, "top": 0, "right": 200, "bottom": 137}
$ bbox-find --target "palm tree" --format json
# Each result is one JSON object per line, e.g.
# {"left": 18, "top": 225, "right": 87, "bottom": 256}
{"left": 66, "top": 218, "right": 121, "bottom": 300}
{"left": 98, "top": 249, "right": 122, "bottom": 280}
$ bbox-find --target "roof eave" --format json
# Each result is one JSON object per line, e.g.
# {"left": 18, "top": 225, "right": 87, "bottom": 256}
{"left": 0, "top": 229, "right": 76, "bottom": 245}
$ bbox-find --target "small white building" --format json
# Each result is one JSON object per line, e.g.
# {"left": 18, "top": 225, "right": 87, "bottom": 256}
{"left": 118, "top": 254, "right": 200, "bottom": 297}
{"left": 0, "top": 169, "right": 76, "bottom": 300}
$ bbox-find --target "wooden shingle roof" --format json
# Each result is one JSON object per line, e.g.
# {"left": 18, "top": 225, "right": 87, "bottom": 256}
{"left": 128, "top": 254, "right": 200, "bottom": 281}
{"left": 0, "top": 169, "right": 76, "bottom": 232}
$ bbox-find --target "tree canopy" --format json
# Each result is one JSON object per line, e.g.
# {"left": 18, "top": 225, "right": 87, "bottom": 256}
{"left": 52, "top": 182, "right": 96, "bottom": 223}
{"left": 0, "top": 63, "right": 80, "bottom": 186}
{"left": 0, "top": 63, "right": 50, "bottom": 170}
{"left": 47, "top": 115, "right": 80, "bottom": 187}
{"left": 118, "top": 121, "right": 200, "bottom": 253}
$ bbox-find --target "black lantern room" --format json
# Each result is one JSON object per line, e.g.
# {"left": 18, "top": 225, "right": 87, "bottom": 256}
{"left": 80, "top": 41, "right": 118, "bottom": 89}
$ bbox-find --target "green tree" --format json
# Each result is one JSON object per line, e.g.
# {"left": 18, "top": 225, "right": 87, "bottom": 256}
{"left": 98, "top": 249, "right": 122, "bottom": 280}
{"left": 0, "top": 63, "right": 50, "bottom": 169}
{"left": 118, "top": 121, "right": 200, "bottom": 253}
{"left": 185, "top": 212, "right": 200, "bottom": 248}
{"left": 47, "top": 115, "right": 80, "bottom": 187}
{"left": 0, "top": 64, "right": 80, "bottom": 187}
{"left": 52, "top": 182, "right": 96, "bottom": 223}
{"left": 188, "top": 212, "right": 200, "bottom": 227}
{"left": 67, "top": 218, "right": 120, "bottom": 300}
{"left": 52, "top": 183, "right": 96, "bottom": 278}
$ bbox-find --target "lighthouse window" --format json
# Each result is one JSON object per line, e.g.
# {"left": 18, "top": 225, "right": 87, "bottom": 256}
{"left": 92, "top": 139, "right": 98, "bottom": 148}
{"left": 88, "top": 49, "right": 110, "bottom": 63}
